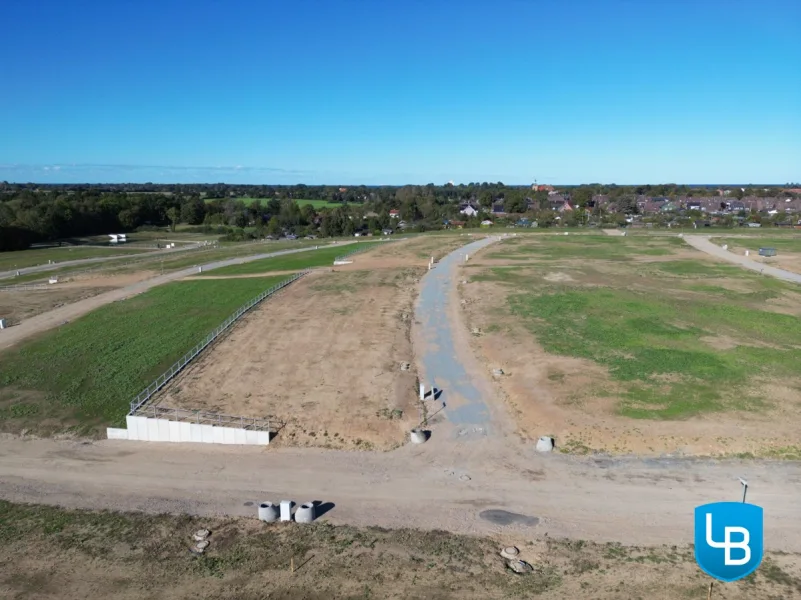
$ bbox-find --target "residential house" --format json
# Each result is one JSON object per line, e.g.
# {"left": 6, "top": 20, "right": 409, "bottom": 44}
{"left": 381, "top": 228, "right": 393, "bottom": 235}
{"left": 480, "top": 219, "right": 494, "bottom": 227}
{"left": 448, "top": 220, "right": 466, "bottom": 229}
{"left": 459, "top": 204, "right": 480, "bottom": 217}
{"left": 363, "top": 211, "right": 379, "bottom": 220}
{"left": 389, "top": 209, "right": 400, "bottom": 219}
{"left": 491, "top": 201, "right": 506, "bottom": 216}
{"left": 548, "top": 195, "right": 573, "bottom": 212}
{"left": 515, "top": 218, "right": 533, "bottom": 227}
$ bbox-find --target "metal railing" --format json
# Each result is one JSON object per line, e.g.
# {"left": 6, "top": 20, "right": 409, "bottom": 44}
{"left": 2, "top": 243, "right": 213, "bottom": 285}
{"left": 133, "top": 404, "right": 281, "bottom": 432}
{"left": 0, "top": 283, "right": 52, "bottom": 292}
{"left": 128, "top": 269, "right": 309, "bottom": 415}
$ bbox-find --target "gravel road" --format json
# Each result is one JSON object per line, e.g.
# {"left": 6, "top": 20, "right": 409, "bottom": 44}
{"left": 415, "top": 235, "right": 505, "bottom": 438}
{"left": 1, "top": 236, "right": 799, "bottom": 552}
{"left": 684, "top": 235, "right": 801, "bottom": 283}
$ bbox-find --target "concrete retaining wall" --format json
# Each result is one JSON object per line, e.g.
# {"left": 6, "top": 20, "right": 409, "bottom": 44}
{"left": 105, "top": 415, "right": 271, "bottom": 445}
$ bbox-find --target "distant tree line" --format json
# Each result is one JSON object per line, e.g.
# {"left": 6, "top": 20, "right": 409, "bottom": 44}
{"left": 1, "top": 181, "right": 797, "bottom": 250}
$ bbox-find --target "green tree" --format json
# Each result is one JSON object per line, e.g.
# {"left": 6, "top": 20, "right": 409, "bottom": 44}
{"left": 180, "top": 197, "right": 206, "bottom": 225}
{"left": 166, "top": 207, "right": 180, "bottom": 232}
{"left": 266, "top": 216, "right": 282, "bottom": 236}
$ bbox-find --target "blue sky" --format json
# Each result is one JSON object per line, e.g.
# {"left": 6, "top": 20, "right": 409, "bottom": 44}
{"left": 1, "top": 0, "right": 799, "bottom": 185}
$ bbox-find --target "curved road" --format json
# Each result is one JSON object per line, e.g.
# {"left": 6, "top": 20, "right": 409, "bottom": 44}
{"left": 684, "top": 235, "right": 801, "bottom": 283}
{"left": 0, "top": 238, "right": 800, "bottom": 552}
{"left": 0, "top": 243, "right": 347, "bottom": 351}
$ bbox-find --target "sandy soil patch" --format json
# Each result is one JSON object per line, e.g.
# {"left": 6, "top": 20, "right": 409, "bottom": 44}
{"left": 0, "top": 287, "right": 115, "bottom": 324}
{"left": 0, "top": 271, "right": 157, "bottom": 325}
{"left": 458, "top": 272, "right": 801, "bottom": 458}
{"left": 156, "top": 268, "right": 424, "bottom": 450}
{"left": 59, "top": 271, "right": 157, "bottom": 287}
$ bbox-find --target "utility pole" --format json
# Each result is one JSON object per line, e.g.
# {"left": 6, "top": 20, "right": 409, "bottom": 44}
{"left": 739, "top": 478, "right": 748, "bottom": 503}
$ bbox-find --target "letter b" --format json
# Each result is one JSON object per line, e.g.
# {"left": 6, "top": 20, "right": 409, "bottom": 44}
{"left": 724, "top": 527, "right": 750, "bottom": 566}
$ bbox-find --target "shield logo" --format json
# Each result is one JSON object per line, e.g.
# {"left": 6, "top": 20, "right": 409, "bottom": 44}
{"left": 695, "top": 502, "right": 763, "bottom": 582}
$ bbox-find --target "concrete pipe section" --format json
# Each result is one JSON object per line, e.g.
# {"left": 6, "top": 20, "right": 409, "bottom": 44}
{"left": 258, "top": 502, "right": 279, "bottom": 522}
{"left": 410, "top": 429, "right": 427, "bottom": 444}
{"left": 295, "top": 503, "right": 316, "bottom": 524}
{"left": 280, "top": 500, "right": 294, "bottom": 522}
{"left": 536, "top": 436, "right": 555, "bottom": 452}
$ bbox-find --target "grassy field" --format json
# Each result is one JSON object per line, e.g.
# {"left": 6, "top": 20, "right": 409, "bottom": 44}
{"left": 0, "top": 276, "right": 290, "bottom": 437}
{"left": 712, "top": 235, "right": 801, "bottom": 253}
{"left": 0, "top": 246, "right": 151, "bottom": 272}
{"left": 205, "top": 197, "right": 362, "bottom": 209}
{"left": 473, "top": 236, "right": 801, "bottom": 420}
{"left": 210, "top": 242, "right": 377, "bottom": 275}
{"left": 485, "top": 234, "right": 684, "bottom": 262}
{"left": 1, "top": 501, "right": 798, "bottom": 600}
{"left": 462, "top": 233, "right": 801, "bottom": 456}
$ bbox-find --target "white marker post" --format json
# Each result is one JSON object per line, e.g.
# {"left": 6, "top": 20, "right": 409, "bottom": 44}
{"left": 419, "top": 383, "right": 425, "bottom": 400}
{"left": 465, "top": 254, "right": 469, "bottom": 262}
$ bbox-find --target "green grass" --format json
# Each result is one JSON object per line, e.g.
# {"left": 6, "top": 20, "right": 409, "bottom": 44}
{"left": 650, "top": 260, "right": 745, "bottom": 277}
{"left": 211, "top": 242, "right": 377, "bottom": 275}
{"left": 0, "top": 276, "right": 289, "bottom": 436}
{"left": 0, "top": 246, "right": 150, "bottom": 272}
{"left": 486, "top": 235, "right": 683, "bottom": 262}
{"left": 478, "top": 258, "right": 801, "bottom": 420}
{"left": 713, "top": 236, "right": 801, "bottom": 253}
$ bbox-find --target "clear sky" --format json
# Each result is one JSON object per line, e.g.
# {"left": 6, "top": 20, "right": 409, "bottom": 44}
{"left": 1, "top": 0, "right": 799, "bottom": 185}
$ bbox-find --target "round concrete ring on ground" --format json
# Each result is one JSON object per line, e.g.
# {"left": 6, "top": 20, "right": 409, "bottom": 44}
{"left": 195, "top": 540, "right": 210, "bottom": 550}
{"left": 295, "top": 503, "right": 315, "bottom": 524}
{"left": 536, "top": 436, "right": 555, "bottom": 452}
{"left": 193, "top": 529, "right": 210, "bottom": 541}
{"left": 410, "top": 429, "right": 427, "bottom": 444}
{"left": 258, "top": 502, "right": 279, "bottom": 522}
{"left": 500, "top": 546, "right": 520, "bottom": 559}
{"left": 507, "top": 559, "right": 533, "bottom": 574}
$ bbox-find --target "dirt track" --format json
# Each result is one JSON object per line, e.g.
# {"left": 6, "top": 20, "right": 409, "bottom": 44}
{"left": 1, "top": 236, "right": 800, "bottom": 553}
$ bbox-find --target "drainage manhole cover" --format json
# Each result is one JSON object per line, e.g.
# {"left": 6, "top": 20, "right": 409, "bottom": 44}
{"left": 479, "top": 510, "right": 539, "bottom": 527}
{"left": 243, "top": 501, "right": 254, "bottom": 507}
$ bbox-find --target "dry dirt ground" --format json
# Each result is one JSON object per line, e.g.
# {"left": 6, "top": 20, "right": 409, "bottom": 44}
{"left": 458, "top": 237, "right": 801, "bottom": 458}
{"left": 0, "top": 272, "right": 156, "bottom": 325}
{"left": 155, "top": 235, "right": 473, "bottom": 451}
{"left": 156, "top": 268, "right": 423, "bottom": 450}
{"left": 2, "top": 502, "right": 800, "bottom": 600}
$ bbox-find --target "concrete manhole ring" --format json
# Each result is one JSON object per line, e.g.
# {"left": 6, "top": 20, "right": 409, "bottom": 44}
{"left": 507, "top": 559, "right": 533, "bottom": 574}
{"left": 195, "top": 540, "right": 210, "bottom": 550}
{"left": 500, "top": 546, "right": 519, "bottom": 559}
